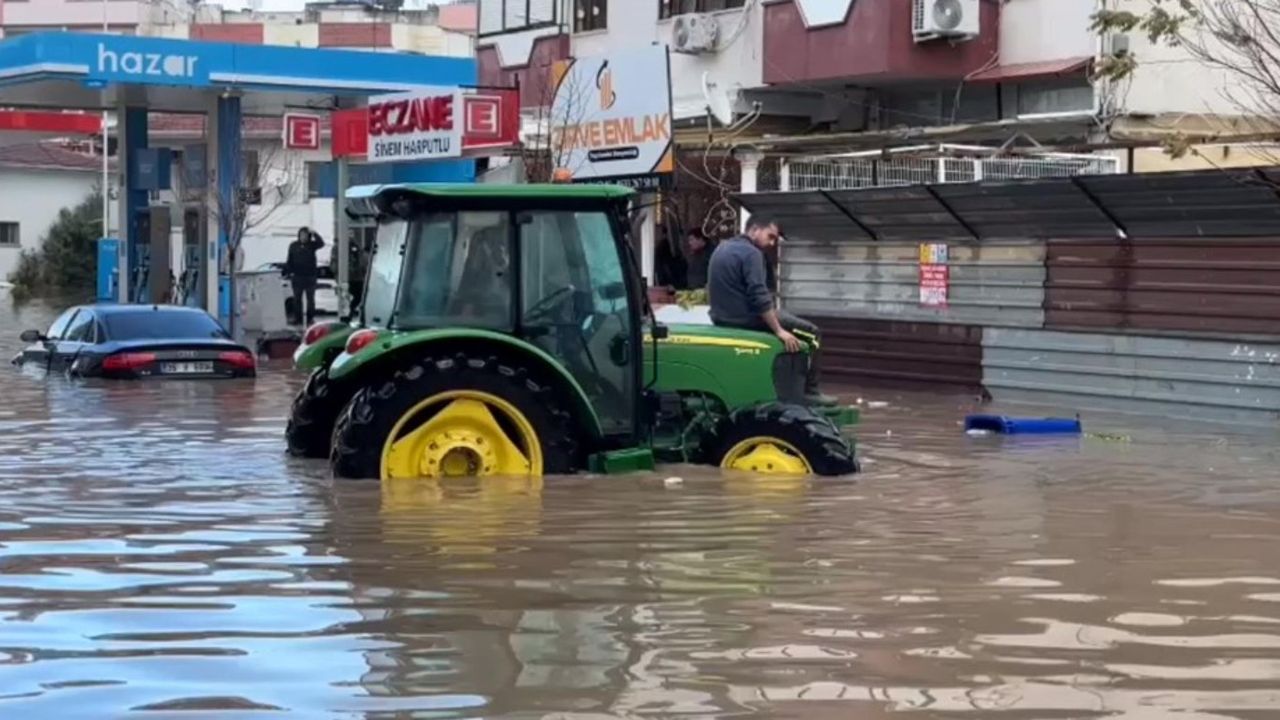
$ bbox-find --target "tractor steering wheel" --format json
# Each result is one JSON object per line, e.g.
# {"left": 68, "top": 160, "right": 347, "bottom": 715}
{"left": 523, "top": 285, "right": 576, "bottom": 325}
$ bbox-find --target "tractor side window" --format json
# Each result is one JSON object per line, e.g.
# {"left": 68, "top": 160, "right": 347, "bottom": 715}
{"left": 398, "top": 212, "right": 513, "bottom": 331}
{"left": 520, "top": 210, "right": 635, "bottom": 437}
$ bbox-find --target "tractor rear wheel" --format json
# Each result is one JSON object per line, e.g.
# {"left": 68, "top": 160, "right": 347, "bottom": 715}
{"left": 707, "top": 402, "right": 859, "bottom": 477}
{"left": 286, "top": 366, "right": 350, "bottom": 459}
{"left": 330, "top": 352, "right": 579, "bottom": 480}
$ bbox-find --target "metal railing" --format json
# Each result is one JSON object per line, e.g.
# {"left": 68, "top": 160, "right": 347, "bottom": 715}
{"left": 783, "top": 144, "right": 1120, "bottom": 192}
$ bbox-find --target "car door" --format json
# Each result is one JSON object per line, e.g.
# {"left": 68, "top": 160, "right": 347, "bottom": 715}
{"left": 20, "top": 307, "right": 78, "bottom": 368}
{"left": 50, "top": 310, "right": 96, "bottom": 372}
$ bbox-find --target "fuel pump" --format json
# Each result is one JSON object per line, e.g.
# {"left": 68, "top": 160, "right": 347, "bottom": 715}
{"left": 178, "top": 205, "right": 208, "bottom": 308}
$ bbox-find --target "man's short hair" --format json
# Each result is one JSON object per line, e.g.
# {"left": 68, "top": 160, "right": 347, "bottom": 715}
{"left": 744, "top": 215, "right": 779, "bottom": 232}
{"left": 687, "top": 227, "right": 708, "bottom": 240}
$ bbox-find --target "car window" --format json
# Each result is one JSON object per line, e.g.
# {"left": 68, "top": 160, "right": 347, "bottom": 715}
{"left": 46, "top": 308, "right": 78, "bottom": 340}
{"left": 104, "top": 311, "right": 229, "bottom": 341}
{"left": 63, "top": 312, "right": 96, "bottom": 343}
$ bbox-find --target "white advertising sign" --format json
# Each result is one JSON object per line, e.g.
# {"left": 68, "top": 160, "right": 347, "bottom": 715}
{"left": 366, "top": 86, "right": 463, "bottom": 163}
{"left": 549, "top": 45, "right": 674, "bottom": 182}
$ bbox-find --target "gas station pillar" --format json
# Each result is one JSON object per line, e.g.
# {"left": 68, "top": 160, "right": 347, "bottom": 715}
{"left": 116, "top": 106, "right": 148, "bottom": 303}
{"left": 206, "top": 93, "right": 242, "bottom": 325}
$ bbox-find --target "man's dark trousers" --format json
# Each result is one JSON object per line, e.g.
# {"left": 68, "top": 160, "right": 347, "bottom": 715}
{"left": 292, "top": 277, "right": 317, "bottom": 325}
{"left": 719, "top": 308, "right": 823, "bottom": 395}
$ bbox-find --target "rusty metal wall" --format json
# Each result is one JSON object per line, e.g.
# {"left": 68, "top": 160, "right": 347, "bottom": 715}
{"left": 781, "top": 240, "right": 1046, "bottom": 327}
{"left": 815, "top": 315, "right": 985, "bottom": 392}
{"left": 1046, "top": 239, "right": 1280, "bottom": 337}
{"left": 984, "top": 328, "right": 1280, "bottom": 426}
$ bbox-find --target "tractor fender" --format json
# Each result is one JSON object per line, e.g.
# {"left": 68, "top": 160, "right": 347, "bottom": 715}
{"left": 326, "top": 328, "right": 605, "bottom": 439}
{"left": 293, "top": 323, "right": 354, "bottom": 372}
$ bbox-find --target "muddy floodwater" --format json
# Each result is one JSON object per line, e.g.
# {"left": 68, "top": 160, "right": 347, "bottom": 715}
{"left": 3, "top": 295, "right": 1280, "bottom": 719}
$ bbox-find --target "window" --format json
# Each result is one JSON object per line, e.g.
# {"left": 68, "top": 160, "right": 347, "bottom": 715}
{"left": 1011, "top": 78, "right": 1095, "bottom": 117}
{"left": 574, "top": 0, "right": 607, "bottom": 32}
{"left": 479, "top": 0, "right": 560, "bottom": 36}
{"left": 306, "top": 161, "right": 326, "bottom": 199}
{"left": 104, "top": 311, "right": 228, "bottom": 341}
{"left": 0, "top": 222, "right": 18, "bottom": 247}
{"left": 396, "top": 212, "right": 513, "bottom": 331}
{"left": 520, "top": 210, "right": 635, "bottom": 435}
{"left": 659, "top": 0, "right": 745, "bottom": 20}
{"left": 63, "top": 312, "right": 97, "bottom": 344}
{"left": 361, "top": 220, "right": 409, "bottom": 328}
{"left": 46, "top": 309, "right": 79, "bottom": 341}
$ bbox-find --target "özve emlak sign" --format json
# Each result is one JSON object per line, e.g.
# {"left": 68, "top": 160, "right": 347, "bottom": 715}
{"left": 366, "top": 87, "right": 463, "bottom": 163}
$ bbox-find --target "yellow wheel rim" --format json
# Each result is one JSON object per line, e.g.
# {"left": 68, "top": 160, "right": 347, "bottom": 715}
{"left": 720, "top": 436, "right": 813, "bottom": 476}
{"left": 380, "top": 390, "right": 543, "bottom": 480}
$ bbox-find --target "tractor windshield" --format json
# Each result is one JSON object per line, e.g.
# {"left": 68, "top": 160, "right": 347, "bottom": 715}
{"left": 360, "top": 219, "right": 409, "bottom": 328}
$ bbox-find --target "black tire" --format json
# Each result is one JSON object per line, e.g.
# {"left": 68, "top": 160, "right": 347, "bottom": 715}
{"left": 330, "top": 351, "right": 579, "bottom": 480}
{"left": 706, "top": 402, "right": 860, "bottom": 477}
{"left": 286, "top": 366, "right": 351, "bottom": 458}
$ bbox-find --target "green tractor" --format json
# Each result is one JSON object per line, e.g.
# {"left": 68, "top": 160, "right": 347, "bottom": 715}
{"left": 286, "top": 183, "right": 860, "bottom": 479}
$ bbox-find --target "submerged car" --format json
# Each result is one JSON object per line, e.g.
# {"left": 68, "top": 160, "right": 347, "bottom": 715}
{"left": 13, "top": 304, "right": 256, "bottom": 379}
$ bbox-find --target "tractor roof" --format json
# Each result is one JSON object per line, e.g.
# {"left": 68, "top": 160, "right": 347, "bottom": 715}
{"left": 346, "top": 182, "right": 637, "bottom": 218}
{"left": 349, "top": 182, "right": 635, "bottom": 201}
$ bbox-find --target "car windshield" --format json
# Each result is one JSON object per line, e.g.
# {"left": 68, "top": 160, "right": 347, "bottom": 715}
{"left": 105, "top": 311, "right": 229, "bottom": 341}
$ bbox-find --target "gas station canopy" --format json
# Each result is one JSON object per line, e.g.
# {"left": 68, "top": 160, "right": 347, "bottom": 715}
{"left": 0, "top": 31, "right": 474, "bottom": 114}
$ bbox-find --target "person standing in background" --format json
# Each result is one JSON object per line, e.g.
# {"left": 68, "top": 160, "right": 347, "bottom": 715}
{"left": 683, "top": 228, "right": 713, "bottom": 290}
{"left": 284, "top": 226, "right": 325, "bottom": 325}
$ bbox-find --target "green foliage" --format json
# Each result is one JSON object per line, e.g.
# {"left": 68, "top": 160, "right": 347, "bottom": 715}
{"left": 6, "top": 191, "right": 102, "bottom": 302}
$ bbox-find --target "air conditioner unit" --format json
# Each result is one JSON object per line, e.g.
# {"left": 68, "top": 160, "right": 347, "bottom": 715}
{"left": 672, "top": 12, "right": 720, "bottom": 55}
{"left": 912, "top": 0, "right": 980, "bottom": 43}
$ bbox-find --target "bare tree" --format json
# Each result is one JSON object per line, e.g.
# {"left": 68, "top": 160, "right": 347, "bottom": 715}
{"left": 221, "top": 144, "right": 302, "bottom": 335}
{"left": 1093, "top": 0, "right": 1280, "bottom": 159}
{"left": 523, "top": 58, "right": 596, "bottom": 182}
{"left": 172, "top": 140, "right": 302, "bottom": 333}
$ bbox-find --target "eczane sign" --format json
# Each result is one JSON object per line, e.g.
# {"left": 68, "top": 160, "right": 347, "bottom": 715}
{"left": 366, "top": 87, "right": 463, "bottom": 163}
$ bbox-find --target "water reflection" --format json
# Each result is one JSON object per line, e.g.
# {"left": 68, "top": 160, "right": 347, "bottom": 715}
{"left": 2, "top": 291, "right": 1280, "bottom": 717}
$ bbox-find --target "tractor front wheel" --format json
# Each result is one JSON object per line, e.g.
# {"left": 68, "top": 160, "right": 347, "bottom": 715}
{"left": 330, "top": 352, "right": 579, "bottom": 480}
{"left": 708, "top": 402, "right": 859, "bottom": 477}
{"left": 286, "top": 366, "right": 351, "bottom": 459}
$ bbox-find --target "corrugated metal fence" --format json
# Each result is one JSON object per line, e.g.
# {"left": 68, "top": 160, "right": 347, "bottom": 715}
{"left": 738, "top": 167, "right": 1280, "bottom": 426}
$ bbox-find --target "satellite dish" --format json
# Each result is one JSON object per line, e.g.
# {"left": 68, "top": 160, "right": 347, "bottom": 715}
{"left": 702, "top": 72, "right": 734, "bottom": 127}
{"left": 932, "top": 0, "right": 963, "bottom": 31}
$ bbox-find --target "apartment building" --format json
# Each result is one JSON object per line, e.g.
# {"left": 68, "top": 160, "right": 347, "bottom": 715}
{"left": 476, "top": 0, "right": 1263, "bottom": 176}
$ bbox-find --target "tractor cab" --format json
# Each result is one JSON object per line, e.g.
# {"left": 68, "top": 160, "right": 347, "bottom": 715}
{"left": 287, "top": 183, "right": 859, "bottom": 480}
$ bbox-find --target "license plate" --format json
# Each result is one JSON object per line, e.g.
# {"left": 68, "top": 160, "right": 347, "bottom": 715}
{"left": 161, "top": 361, "right": 214, "bottom": 374}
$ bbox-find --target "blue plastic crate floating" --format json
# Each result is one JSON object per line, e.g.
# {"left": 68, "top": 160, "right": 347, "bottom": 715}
{"left": 964, "top": 414, "right": 1083, "bottom": 435}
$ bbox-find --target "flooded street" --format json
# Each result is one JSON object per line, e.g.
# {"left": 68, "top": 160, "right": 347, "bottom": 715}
{"left": 3, "top": 295, "right": 1280, "bottom": 719}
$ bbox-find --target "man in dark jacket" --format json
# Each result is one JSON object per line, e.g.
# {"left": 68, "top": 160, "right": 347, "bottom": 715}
{"left": 284, "top": 227, "right": 325, "bottom": 325}
{"left": 707, "top": 215, "right": 835, "bottom": 406}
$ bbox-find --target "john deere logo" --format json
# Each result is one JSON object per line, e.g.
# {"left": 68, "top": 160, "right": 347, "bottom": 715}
{"left": 596, "top": 61, "right": 616, "bottom": 111}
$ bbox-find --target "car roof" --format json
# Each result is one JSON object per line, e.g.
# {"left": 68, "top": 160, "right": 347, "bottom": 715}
{"left": 80, "top": 303, "right": 216, "bottom": 318}
{"left": 348, "top": 182, "right": 636, "bottom": 202}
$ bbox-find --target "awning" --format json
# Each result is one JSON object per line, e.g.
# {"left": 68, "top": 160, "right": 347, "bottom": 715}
{"left": 969, "top": 57, "right": 1091, "bottom": 83}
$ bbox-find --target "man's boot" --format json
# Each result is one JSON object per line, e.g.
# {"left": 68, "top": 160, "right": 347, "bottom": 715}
{"left": 803, "top": 352, "right": 837, "bottom": 407}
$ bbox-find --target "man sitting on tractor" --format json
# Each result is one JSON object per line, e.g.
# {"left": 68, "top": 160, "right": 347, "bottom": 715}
{"left": 707, "top": 215, "right": 836, "bottom": 407}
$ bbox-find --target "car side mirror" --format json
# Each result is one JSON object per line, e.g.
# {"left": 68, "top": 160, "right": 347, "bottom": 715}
{"left": 19, "top": 329, "right": 45, "bottom": 344}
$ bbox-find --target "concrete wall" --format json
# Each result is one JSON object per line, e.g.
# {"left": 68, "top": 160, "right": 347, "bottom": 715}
{"left": 0, "top": 0, "right": 191, "bottom": 30}
{"left": 570, "top": 0, "right": 764, "bottom": 120}
{"left": 0, "top": 168, "right": 98, "bottom": 283}
{"left": 997, "top": 0, "right": 1095, "bottom": 65}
